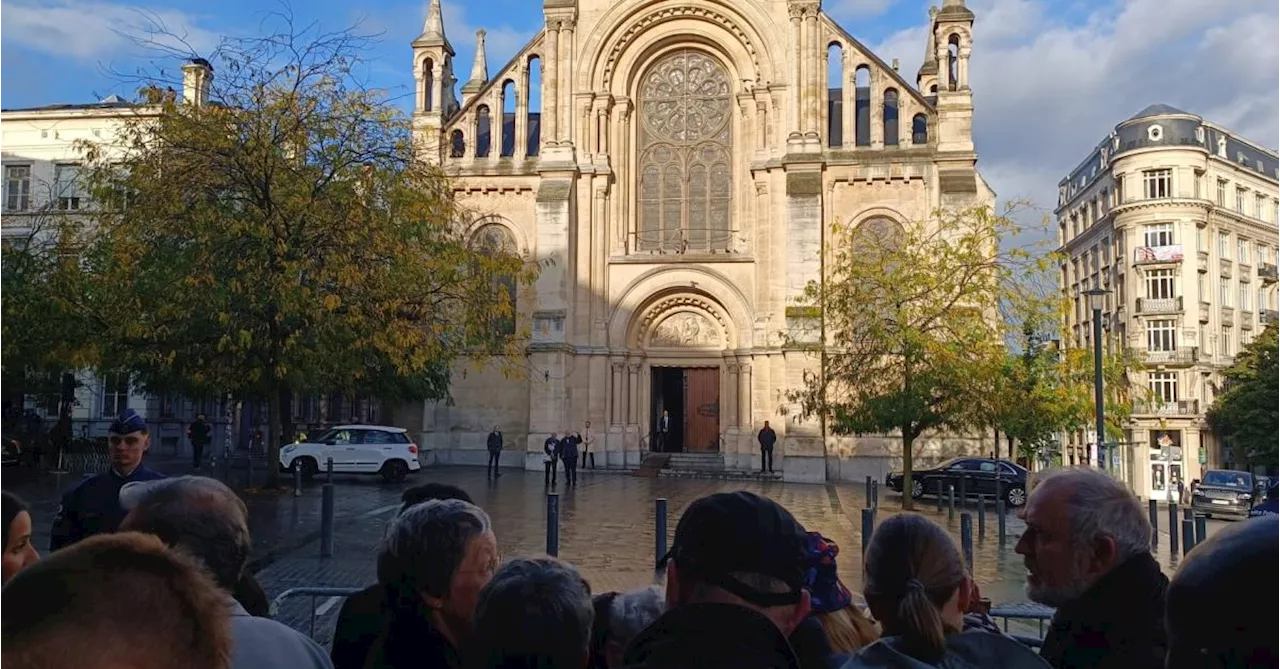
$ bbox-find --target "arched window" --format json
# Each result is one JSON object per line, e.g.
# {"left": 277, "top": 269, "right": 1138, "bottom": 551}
{"left": 637, "top": 50, "right": 733, "bottom": 253}
{"left": 883, "top": 88, "right": 899, "bottom": 147}
{"left": 854, "top": 65, "right": 871, "bottom": 147}
{"left": 500, "top": 80, "right": 516, "bottom": 157}
{"left": 472, "top": 223, "right": 519, "bottom": 336}
{"left": 948, "top": 35, "right": 960, "bottom": 91}
{"left": 827, "top": 43, "right": 844, "bottom": 148}
{"left": 475, "top": 105, "right": 492, "bottom": 158}
{"left": 450, "top": 130, "right": 465, "bottom": 158}
{"left": 527, "top": 55, "right": 542, "bottom": 157}
{"left": 912, "top": 113, "right": 928, "bottom": 145}
{"left": 423, "top": 58, "right": 435, "bottom": 112}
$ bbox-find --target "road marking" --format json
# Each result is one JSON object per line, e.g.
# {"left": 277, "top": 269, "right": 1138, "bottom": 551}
{"left": 315, "top": 596, "right": 342, "bottom": 617}
{"left": 358, "top": 503, "right": 401, "bottom": 519}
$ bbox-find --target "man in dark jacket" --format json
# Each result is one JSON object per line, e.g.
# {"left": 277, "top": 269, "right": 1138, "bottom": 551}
{"left": 757, "top": 422, "right": 777, "bottom": 474}
{"left": 188, "top": 413, "right": 212, "bottom": 470}
{"left": 50, "top": 409, "right": 166, "bottom": 551}
{"left": 621, "top": 491, "right": 811, "bottom": 669}
{"left": 544, "top": 432, "right": 560, "bottom": 486}
{"left": 559, "top": 431, "right": 581, "bottom": 487}
{"left": 1017, "top": 467, "right": 1167, "bottom": 669}
{"left": 486, "top": 426, "right": 503, "bottom": 479}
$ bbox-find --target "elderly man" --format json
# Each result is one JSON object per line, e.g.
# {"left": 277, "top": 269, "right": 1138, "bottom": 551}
{"left": 470, "top": 558, "right": 595, "bottom": 669}
{"left": 49, "top": 409, "right": 166, "bottom": 551}
{"left": 366, "top": 498, "right": 499, "bottom": 669}
{"left": 1015, "top": 467, "right": 1166, "bottom": 669}
{"left": 592, "top": 586, "right": 666, "bottom": 669}
{"left": 622, "top": 491, "right": 811, "bottom": 669}
{"left": 118, "top": 476, "right": 332, "bottom": 669}
{"left": 2, "top": 532, "right": 233, "bottom": 669}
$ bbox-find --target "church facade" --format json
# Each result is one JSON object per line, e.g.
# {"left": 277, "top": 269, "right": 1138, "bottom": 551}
{"left": 401, "top": 0, "right": 994, "bottom": 482}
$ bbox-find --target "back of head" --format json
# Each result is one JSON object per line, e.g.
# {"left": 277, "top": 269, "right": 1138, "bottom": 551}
{"left": 470, "top": 557, "right": 594, "bottom": 669}
{"left": 607, "top": 586, "right": 666, "bottom": 651}
{"left": 1, "top": 532, "right": 232, "bottom": 669}
{"left": 379, "top": 498, "right": 492, "bottom": 602}
{"left": 862, "top": 513, "right": 966, "bottom": 663}
{"left": 3, "top": 490, "right": 28, "bottom": 547}
{"left": 1166, "top": 517, "right": 1279, "bottom": 669}
{"left": 119, "top": 476, "right": 251, "bottom": 590}
{"left": 400, "top": 483, "right": 474, "bottom": 514}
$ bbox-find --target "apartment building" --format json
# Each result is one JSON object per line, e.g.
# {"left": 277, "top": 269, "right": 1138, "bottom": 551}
{"left": 1055, "top": 103, "right": 1278, "bottom": 500}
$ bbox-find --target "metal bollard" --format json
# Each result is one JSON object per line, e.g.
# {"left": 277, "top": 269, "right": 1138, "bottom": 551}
{"left": 865, "top": 476, "right": 872, "bottom": 506}
{"left": 978, "top": 499, "right": 986, "bottom": 538}
{"left": 326, "top": 457, "right": 334, "bottom": 484}
{"left": 654, "top": 498, "right": 668, "bottom": 568}
{"left": 1183, "top": 508, "right": 1194, "bottom": 522}
{"left": 861, "top": 508, "right": 874, "bottom": 556}
{"left": 1181, "top": 518, "right": 1194, "bottom": 556}
{"left": 871, "top": 480, "right": 879, "bottom": 509}
{"left": 959, "top": 475, "right": 968, "bottom": 507}
{"left": 996, "top": 499, "right": 1007, "bottom": 546}
{"left": 937, "top": 479, "right": 944, "bottom": 512}
{"left": 1148, "top": 499, "right": 1158, "bottom": 546}
{"left": 246, "top": 454, "right": 254, "bottom": 488}
{"left": 948, "top": 484, "right": 956, "bottom": 520}
{"left": 293, "top": 465, "right": 303, "bottom": 497}
{"left": 222, "top": 446, "right": 232, "bottom": 482}
{"left": 1194, "top": 515, "right": 1207, "bottom": 546}
{"left": 546, "top": 493, "right": 560, "bottom": 557}
{"left": 995, "top": 477, "right": 1004, "bottom": 509}
{"left": 319, "top": 477, "right": 335, "bottom": 558}
{"left": 1168, "top": 503, "right": 1179, "bottom": 554}
{"left": 960, "top": 513, "right": 973, "bottom": 572}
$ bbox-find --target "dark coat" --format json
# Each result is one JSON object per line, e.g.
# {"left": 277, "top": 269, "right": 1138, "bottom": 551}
{"left": 544, "top": 436, "right": 560, "bottom": 459}
{"left": 49, "top": 465, "right": 167, "bottom": 551}
{"left": 486, "top": 431, "right": 503, "bottom": 452}
{"left": 1039, "top": 552, "right": 1168, "bottom": 669}
{"left": 332, "top": 584, "right": 389, "bottom": 669}
{"left": 559, "top": 435, "right": 581, "bottom": 461}
{"left": 363, "top": 594, "right": 460, "bottom": 669}
{"left": 758, "top": 427, "right": 777, "bottom": 450}
{"left": 790, "top": 614, "right": 838, "bottom": 669}
{"left": 622, "top": 602, "right": 801, "bottom": 669}
{"left": 188, "top": 420, "right": 212, "bottom": 445}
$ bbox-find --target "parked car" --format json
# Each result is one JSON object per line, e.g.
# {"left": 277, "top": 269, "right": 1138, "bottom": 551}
{"left": 886, "top": 457, "right": 1030, "bottom": 507}
{"left": 279, "top": 425, "right": 420, "bottom": 483}
{"left": 1192, "top": 469, "right": 1258, "bottom": 519}
{"left": 1, "top": 432, "right": 19, "bottom": 466}
{"left": 1248, "top": 478, "right": 1278, "bottom": 518}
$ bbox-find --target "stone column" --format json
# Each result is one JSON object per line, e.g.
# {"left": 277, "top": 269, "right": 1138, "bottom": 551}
{"left": 515, "top": 65, "right": 529, "bottom": 159}
{"left": 543, "top": 21, "right": 560, "bottom": 145}
{"left": 724, "top": 363, "right": 739, "bottom": 431}
{"left": 617, "top": 103, "right": 633, "bottom": 251}
{"left": 842, "top": 54, "right": 854, "bottom": 148}
{"left": 610, "top": 361, "right": 625, "bottom": 425}
{"left": 804, "top": 6, "right": 820, "bottom": 137}
{"left": 755, "top": 99, "right": 768, "bottom": 149}
{"left": 937, "top": 44, "right": 950, "bottom": 91}
{"left": 431, "top": 62, "right": 443, "bottom": 114}
{"left": 869, "top": 69, "right": 883, "bottom": 149}
{"left": 958, "top": 46, "right": 971, "bottom": 90}
{"left": 789, "top": 6, "right": 802, "bottom": 137}
{"left": 561, "top": 22, "right": 575, "bottom": 146}
{"left": 739, "top": 362, "right": 752, "bottom": 428}
{"left": 627, "top": 362, "right": 640, "bottom": 425}
{"left": 491, "top": 89, "right": 504, "bottom": 161}
{"left": 899, "top": 101, "right": 912, "bottom": 147}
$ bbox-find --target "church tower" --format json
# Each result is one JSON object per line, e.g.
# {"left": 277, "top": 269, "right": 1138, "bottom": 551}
{"left": 412, "top": 0, "right": 457, "bottom": 159}
{"left": 931, "top": 0, "right": 975, "bottom": 154}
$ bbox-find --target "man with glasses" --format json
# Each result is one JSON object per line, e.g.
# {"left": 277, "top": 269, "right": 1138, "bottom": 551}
{"left": 49, "top": 409, "right": 167, "bottom": 551}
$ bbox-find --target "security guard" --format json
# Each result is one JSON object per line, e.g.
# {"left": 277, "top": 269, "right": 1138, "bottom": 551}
{"left": 49, "top": 409, "right": 167, "bottom": 551}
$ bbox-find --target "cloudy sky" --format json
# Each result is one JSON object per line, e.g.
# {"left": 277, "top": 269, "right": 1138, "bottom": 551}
{"left": 3, "top": 0, "right": 1277, "bottom": 234}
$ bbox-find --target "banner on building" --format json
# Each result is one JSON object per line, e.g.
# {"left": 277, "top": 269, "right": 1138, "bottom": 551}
{"left": 1134, "top": 245, "right": 1183, "bottom": 263}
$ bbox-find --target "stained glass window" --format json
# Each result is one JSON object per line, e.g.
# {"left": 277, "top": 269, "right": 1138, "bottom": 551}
{"left": 472, "top": 224, "right": 518, "bottom": 335}
{"left": 637, "top": 51, "right": 732, "bottom": 252}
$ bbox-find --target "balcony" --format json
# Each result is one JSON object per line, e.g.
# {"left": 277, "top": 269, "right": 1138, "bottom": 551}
{"left": 1135, "top": 399, "right": 1201, "bottom": 416}
{"left": 1138, "top": 347, "right": 1199, "bottom": 365}
{"left": 1198, "top": 300, "right": 1210, "bottom": 323}
{"left": 1197, "top": 250, "right": 1209, "bottom": 273}
{"left": 626, "top": 229, "right": 741, "bottom": 256}
{"left": 1260, "top": 263, "right": 1278, "bottom": 283}
{"left": 1262, "top": 309, "right": 1279, "bottom": 326}
{"left": 1241, "top": 310, "right": 1254, "bottom": 329}
{"left": 1133, "top": 245, "right": 1183, "bottom": 265}
{"left": 1222, "top": 307, "right": 1234, "bottom": 326}
{"left": 1136, "top": 296, "right": 1182, "bottom": 314}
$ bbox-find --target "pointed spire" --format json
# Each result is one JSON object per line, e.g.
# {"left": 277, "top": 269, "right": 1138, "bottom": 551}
{"left": 461, "top": 29, "right": 488, "bottom": 96}
{"left": 414, "top": 0, "right": 451, "bottom": 49}
{"left": 917, "top": 6, "right": 939, "bottom": 78}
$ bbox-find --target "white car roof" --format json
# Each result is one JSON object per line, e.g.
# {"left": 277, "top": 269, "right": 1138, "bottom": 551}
{"left": 325, "top": 425, "right": 407, "bottom": 433}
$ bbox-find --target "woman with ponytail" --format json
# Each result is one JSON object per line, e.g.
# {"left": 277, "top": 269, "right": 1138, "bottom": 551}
{"left": 842, "top": 513, "right": 1047, "bottom": 668}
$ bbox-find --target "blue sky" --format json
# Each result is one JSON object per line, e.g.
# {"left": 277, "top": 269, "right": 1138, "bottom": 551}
{"left": 4, "top": 0, "right": 1277, "bottom": 225}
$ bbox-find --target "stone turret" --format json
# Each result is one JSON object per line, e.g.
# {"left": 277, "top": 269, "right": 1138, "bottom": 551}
{"left": 461, "top": 29, "right": 489, "bottom": 106}
{"left": 411, "top": 0, "right": 458, "bottom": 160}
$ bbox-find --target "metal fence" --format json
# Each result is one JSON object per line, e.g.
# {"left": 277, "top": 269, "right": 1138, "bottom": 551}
{"left": 269, "top": 587, "right": 364, "bottom": 639}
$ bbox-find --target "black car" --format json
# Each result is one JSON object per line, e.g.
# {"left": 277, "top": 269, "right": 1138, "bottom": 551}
{"left": 1191, "top": 469, "right": 1258, "bottom": 519}
{"left": 886, "top": 457, "right": 1029, "bottom": 507}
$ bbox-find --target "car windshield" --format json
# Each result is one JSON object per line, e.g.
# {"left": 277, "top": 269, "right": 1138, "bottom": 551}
{"left": 1202, "top": 470, "right": 1252, "bottom": 489}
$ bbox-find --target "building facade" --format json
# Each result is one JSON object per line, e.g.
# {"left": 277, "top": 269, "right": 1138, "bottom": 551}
{"left": 1055, "top": 103, "right": 1279, "bottom": 499}
{"left": 400, "top": 0, "right": 995, "bottom": 481}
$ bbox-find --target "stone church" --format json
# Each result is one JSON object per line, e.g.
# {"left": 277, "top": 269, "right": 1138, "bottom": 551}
{"left": 403, "top": 0, "right": 993, "bottom": 481}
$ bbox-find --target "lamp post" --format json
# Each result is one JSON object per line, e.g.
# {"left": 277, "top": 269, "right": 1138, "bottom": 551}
{"left": 1083, "top": 287, "right": 1111, "bottom": 470}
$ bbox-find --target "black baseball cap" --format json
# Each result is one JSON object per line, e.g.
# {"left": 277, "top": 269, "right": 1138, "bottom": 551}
{"left": 659, "top": 491, "right": 809, "bottom": 607}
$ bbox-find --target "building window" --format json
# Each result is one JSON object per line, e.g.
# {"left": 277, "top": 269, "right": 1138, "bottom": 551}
{"left": 1147, "top": 319, "right": 1177, "bottom": 351}
{"left": 1197, "top": 273, "right": 1206, "bottom": 302}
{"left": 1148, "top": 372, "right": 1178, "bottom": 403}
{"left": 1145, "top": 268, "right": 1177, "bottom": 299}
{"left": 471, "top": 223, "right": 519, "bottom": 336}
{"left": 1258, "top": 287, "right": 1268, "bottom": 311}
{"left": 1257, "top": 194, "right": 1268, "bottom": 221}
{"left": 4, "top": 165, "right": 31, "bottom": 211}
{"left": 1236, "top": 187, "right": 1247, "bottom": 213}
{"left": 1220, "top": 326, "right": 1232, "bottom": 357}
{"left": 1240, "top": 284, "right": 1250, "bottom": 311}
{"left": 1143, "top": 222, "right": 1174, "bottom": 247}
{"left": 1216, "top": 179, "right": 1228, "bottom": 207}
{"left": 1196, "top": 227, "right": 1206, "bottom": 253}
{"left": 1143, "top": 169, "right": 1172, "bottom": 199}
{"left": 637, "top": 49, "right": 733, "bottom": 252}
{"left": 100, "top": 374, "right": 129, "bottom": 417}
{"left": 54, "top": 164, "right": 84, "bottom": 211}
{"left": 1219, "top": 231, "right": 1230, "bottom": 258}
{"left": 1100, "top": 188, "right": 1109, "bottom": 212}
{"left": 1220, "top": 277, "right": 1231, "bottom": 306}
{"left": 1238, "top": 238, "right": 1249, "bottom": 264}
{"left": 1193, "top": 171, "right": 1204, "bottom": 199}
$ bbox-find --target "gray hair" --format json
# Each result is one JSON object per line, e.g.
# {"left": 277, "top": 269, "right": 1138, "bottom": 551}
{"left": 471, "top": 557, "right": 594, "bottom": 669}
{"left": 119, "top": 476, "right": 250, "bottom": 590}
{"left": 608, "top": 585, "right": 665, "bottom": 647}
{"left": 378, "top": 499, "right": 491, "bottom": 600}
{"left": 1033, "top": 467, "right": 1151, "bottom": 560}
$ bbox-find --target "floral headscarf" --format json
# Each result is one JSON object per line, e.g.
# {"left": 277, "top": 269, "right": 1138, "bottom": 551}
{"left": 803, "top": 531, "right": 853, "bottom": 613}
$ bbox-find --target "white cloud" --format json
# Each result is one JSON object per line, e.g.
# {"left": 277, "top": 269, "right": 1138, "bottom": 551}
{"left": 440, "top": 1, "right": 538, "bottom": 80}
{"left": 2, "top": 0, "right": 219, "bottom": 61}
{"left": 828, "top": 0, "right": 900, "bottom": 19}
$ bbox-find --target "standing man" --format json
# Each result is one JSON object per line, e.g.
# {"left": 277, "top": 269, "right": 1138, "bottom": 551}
{"left": 486, "top": 425, "right": 503, "bottom": 479}
{"left": 544, "top": 432, "right": 560, "bottom": 486}
{"left": 757, "top": 421, "right": 777, "bottom": 474}
{"left": 188, "top": 413, "right": 212, "bottom": 470}
{"left": 656, "top": 409, "right": 671, "bottom": 453}
{"left": 581, "top": 421, "right": 596, "bottom": 470}
{"left": 560, "top": 430, "right": 580, "bottom": 487}
{"left": 49, "top": 409, "right": 167, "bottom": 551}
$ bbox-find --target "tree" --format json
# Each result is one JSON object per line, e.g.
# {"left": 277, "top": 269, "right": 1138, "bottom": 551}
{"left": 789, "top": 206, "right": 1038, "bottom": 510}
{"left": 75, "top": 15, "right": 533, "bottom": 487}
{"left": 1207, "top": 325, "right": 1278, "bottom": 470}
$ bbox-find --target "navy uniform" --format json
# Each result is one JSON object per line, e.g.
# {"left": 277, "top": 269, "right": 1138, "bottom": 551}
{"left": 49, "top": 410, "right": 166, "bottom": 551}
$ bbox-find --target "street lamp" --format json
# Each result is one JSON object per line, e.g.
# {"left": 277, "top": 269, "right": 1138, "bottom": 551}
{"left": 1083, "top": 287, "right": 1111, "bottom": 470}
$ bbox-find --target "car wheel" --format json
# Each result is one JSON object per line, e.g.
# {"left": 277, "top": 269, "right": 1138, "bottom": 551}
{"left": 1007, "top": 485, "right": 1027, "bottom": 508}
{"left": 295, "top": 456, "right": 319, "bottom": 481}
{"left": 381, "top": 459, "right": 409, "bottom": 483}
{"left": 911, "top": 479, "right": 924, "bottom": 499}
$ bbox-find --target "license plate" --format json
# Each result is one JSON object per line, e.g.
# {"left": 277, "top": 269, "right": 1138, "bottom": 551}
{"left": 1211, "top": 499, "right": 1229, "bottom": 505}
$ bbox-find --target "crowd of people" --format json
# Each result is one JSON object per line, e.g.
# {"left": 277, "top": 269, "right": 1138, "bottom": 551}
{"left": 1, "top": 410, "right": 1277, "bottom": 669}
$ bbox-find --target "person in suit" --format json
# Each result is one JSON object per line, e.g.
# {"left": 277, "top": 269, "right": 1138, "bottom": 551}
{"left": 560, "top": 431, "right": 580, "bottom": 487}
{"left": 757, "top": 421, "right": 777, "bottom": 474}
{"left": 486, "top": 426, "right": 503, "bottom": 479}
{"left": 656, "top": 410, "right": 671, "bottom": 453}
{"left": 544, "top": 433, "right": 560, "bottom": 486}
{"left": 581, "top": 421, "right": 596, "bottom": 469}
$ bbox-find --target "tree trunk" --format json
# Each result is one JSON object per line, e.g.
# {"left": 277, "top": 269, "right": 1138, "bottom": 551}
{"left": 265, "top": 387, "right": 283, "bottom": 489}
{"left": 279, "top": 388, "right": 295, "bottom": 451}
{"left": 901, "top": 430, "right": 915, "bottom": 511}
{"left": 1007, "top": 434, "right": 1015, "bottom": 461}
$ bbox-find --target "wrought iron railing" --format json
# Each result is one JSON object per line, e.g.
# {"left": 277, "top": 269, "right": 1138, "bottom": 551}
{"left": 1135, "top": 399, "right": 1201, "bottom": 416}
{"left": 1136, "top": 296, "right": 1182, "bottom": 314}
{"left": 629, "top": 228, "right": 739, "bottom": 255}
{"left": 1137, "top": 347, "right": 1199, "bottom": 365}
{"left": 1259, "top": 263, "right": 1278, "bottom": 281}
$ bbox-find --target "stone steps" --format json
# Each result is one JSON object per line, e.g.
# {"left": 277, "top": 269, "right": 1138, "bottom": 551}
{"left": 664, "top": 453, "right": 725, "bottom": 471}
{"left": 658, "top": 468, "right": 784, "bottom": 482}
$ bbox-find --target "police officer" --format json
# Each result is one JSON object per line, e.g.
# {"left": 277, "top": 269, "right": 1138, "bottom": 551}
{"left": 49, "top": 409, "right": 166, "bottom": 551}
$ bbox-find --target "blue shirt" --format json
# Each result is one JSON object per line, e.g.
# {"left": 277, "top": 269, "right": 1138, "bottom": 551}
{"left": 50, "top": 465, "right": 167, "bottom": 551}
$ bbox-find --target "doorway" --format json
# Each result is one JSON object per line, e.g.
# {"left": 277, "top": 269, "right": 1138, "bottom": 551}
{"left": 650, "top": 366, "right": 720, "bottom": 453}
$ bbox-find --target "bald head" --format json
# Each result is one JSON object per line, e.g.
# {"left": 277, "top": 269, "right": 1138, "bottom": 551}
{"left": 120, "top": 476, "right": 251, "bottom": 590}
{"left": 1166, "top": 517, "right": 1278, "bottom": 669}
